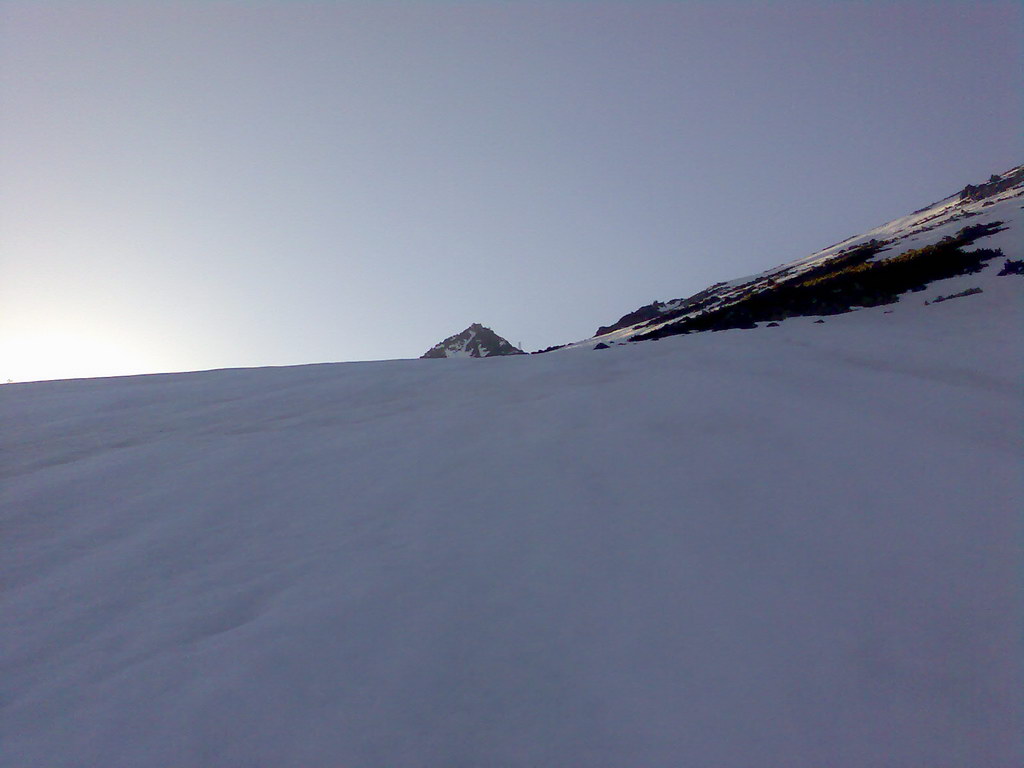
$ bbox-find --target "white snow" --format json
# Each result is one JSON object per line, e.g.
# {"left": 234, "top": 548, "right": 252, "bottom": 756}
{"left": 3, "top": 261, "right": 1022, "bottom": 765}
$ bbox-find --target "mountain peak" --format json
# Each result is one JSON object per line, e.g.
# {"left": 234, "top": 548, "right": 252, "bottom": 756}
{"left": 421, "top": 324, "right": 525, "bottom": 359}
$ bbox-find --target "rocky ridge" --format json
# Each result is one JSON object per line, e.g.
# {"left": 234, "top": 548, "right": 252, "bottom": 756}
{"left": 569, "top": 163, "right": 1024, "bottom": 350}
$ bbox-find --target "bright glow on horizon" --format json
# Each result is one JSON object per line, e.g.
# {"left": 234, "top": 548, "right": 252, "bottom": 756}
{"left": 0, "top": 326, "right": 163, "bottom": 383}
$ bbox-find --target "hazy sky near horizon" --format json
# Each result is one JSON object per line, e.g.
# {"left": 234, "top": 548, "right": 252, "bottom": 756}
{"left": 2, "top": 1, "right": 1020, "bottom": 382}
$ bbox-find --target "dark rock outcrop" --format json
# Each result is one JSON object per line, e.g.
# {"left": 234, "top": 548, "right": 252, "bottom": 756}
{"left": 959, "top": 166, "right": 1024, "bottom": 202}
{"left": 630, "top": 223, "right": 1006, "bottom": 343}
{"left": 595, "top": 301, "right": 667, "bottom": 336}
{"left": 998, "top": 259, "right": 1024, "bottom": 276}
{"left": 594, "top": 283, "right": 729, "bottom": 337}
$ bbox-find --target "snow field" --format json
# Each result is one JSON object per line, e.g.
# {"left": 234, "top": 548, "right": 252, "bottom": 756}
{"left": 2, "top": 280, "right": 1022, "bottom": 765}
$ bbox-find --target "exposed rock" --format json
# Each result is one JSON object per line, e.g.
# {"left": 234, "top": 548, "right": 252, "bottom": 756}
{"left": 532, "top": 344, "right": 568, "bottom": 355}
{"left": 629, "top": 224, "right": 1005, "bottom": 343}
{"left": 595, "top": 301, "right": 666, "bottom": 336}
{"left": 594, "top": 283, "right": 728, "bottom": 337}
{"left": 421, "top": 324, "right": 525, "bottom": 359}
{"left": 925, "top": 287, "right": 983, "bottom": 305}
{"left": 959, "top": 166, "right": 1024, "bottom": 202}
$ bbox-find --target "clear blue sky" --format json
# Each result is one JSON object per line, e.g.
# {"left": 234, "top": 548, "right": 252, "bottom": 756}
{"left": 1, "top": 1, "right": 1020, "bottom": 381}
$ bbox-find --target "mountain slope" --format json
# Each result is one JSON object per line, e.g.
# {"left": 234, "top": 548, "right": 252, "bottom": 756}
{"left": 2, "top": 172, "right": 1022, "bottom": 766}
{"left": 574, "top": 165, "right": 1023, "bottom": 349}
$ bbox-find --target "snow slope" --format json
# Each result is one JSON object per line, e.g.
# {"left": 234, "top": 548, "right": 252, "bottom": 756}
{"left": 3, "top": 271, "right": 1022, "bottom": 765}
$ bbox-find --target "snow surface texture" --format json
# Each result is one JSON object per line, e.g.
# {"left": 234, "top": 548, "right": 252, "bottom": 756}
{"left": 3, "top": 178, "right": 1023, "bottom": 766}
{"left": 4, "top": 286, "right": 1022, "bottom": 767}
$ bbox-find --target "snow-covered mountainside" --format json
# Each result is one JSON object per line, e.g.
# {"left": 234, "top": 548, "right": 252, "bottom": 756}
{"left": 421, "top": 322, "right": 525, "bottom": 358}
{"left": 2, "top": 170, "right": 1022, "bottom": 766}
{"left": 575, "top": 165, "right": 1023, "bottom": 349}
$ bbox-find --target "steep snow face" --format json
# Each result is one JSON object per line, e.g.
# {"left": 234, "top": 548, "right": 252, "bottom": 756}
{"left": 421, "top": 322, "right": 525, "bottom": 358}
{"left": 2, "top": 276, "right": 1022, "bottom": 766}
{"left": 581, "top": 164, "right": 1024, "bottom": 349}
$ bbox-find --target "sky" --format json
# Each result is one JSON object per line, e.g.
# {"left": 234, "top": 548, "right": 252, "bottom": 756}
{"left": 1, "top": 1, "right": 1020, "bottom": 382}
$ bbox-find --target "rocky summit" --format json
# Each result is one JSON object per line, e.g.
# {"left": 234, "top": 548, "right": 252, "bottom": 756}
{"left": 421, "top": 323, "right": 525, "bottom": 359}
